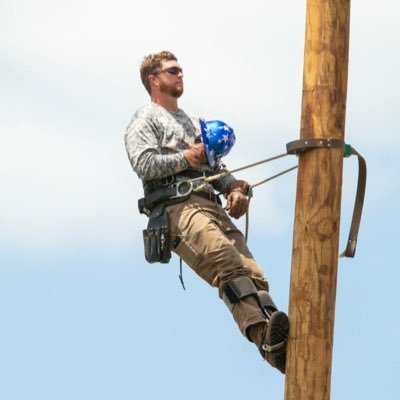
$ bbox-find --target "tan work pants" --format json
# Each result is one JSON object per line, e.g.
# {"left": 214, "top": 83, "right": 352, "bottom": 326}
{"left": 166, "top": 194, "right": 269, "bottom": 338}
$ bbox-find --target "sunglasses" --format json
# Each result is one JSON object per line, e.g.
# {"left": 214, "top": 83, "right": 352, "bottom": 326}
{"left": 157, "top": 67, "right": 183, "bottom": 75}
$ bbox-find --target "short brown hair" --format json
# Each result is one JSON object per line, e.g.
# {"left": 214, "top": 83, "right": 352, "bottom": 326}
{"left": 140, "top": 50, "right": 178, "bottom": 95}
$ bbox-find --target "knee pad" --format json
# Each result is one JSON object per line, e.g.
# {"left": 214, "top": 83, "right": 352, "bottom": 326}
{"left": 222, "top": 276, "right": 258, "bottom": 312}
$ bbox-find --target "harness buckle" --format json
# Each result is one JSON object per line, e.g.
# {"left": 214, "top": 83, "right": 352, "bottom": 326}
{"left": 170, "top": 181, "right": 193, "bottom": 199}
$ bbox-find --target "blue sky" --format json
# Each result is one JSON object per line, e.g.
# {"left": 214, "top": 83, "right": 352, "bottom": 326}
{"left": 1, "top": 1, "right": 399, "bottom": 399}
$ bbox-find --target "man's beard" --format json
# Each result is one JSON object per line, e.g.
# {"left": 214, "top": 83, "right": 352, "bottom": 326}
{"left": 159, "top": 80, "right": 184, "bottom": 98}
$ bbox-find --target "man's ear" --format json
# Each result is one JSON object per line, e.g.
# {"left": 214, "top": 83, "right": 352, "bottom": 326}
{"left": 148, "top": 75, "right": 159, "bottom": 89}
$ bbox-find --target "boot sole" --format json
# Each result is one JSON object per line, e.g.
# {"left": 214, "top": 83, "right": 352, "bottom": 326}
{"left": 265, "top": 311, "right": 289, "bottom": 373}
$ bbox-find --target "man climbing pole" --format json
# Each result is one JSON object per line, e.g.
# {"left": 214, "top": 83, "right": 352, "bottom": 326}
{"left": 124, "top": 50, "right": 289, "bottom": 373}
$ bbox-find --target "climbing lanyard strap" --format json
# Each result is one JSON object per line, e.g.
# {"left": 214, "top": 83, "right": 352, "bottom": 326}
{"left": 286, "top": 138, "right": 367, "bottom": 258}
{"left": 180, "top": 137, "right": 366, "bottom": 259}
{"left": 340, "top": 146, "right": 367, "bottom": 257}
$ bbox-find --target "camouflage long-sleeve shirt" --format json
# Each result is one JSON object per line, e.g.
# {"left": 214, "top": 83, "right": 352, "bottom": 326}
{"left": 124, "top": 103, "right": 235, "bottom": 194}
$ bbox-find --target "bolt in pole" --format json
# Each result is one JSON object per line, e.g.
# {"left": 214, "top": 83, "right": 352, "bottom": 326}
{"left": 284, "top": 1, "right": 351, "bottom": 399}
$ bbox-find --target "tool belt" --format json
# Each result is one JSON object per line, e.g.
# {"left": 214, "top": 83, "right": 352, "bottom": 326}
{"left": 139, "top": 170, "right": 223, "bottom": 264}
{"left": 138, "top": 181, "right": 194, "bottom": 216}
{"left": 139, "top": 181, "right": 193, "bottom": 264}
{"left": 143, "top": 169, "right": 213, "bottom": 194}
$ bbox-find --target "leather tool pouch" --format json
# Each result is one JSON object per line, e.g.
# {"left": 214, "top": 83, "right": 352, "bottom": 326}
{"left": 142, "top": 203, "right": 171, "bottom": 264}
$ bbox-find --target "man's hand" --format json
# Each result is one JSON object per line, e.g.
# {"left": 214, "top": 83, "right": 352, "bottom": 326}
{"left": 225, "top": 191, "right": 248, "bottom": 219}
{"left": 225, "top": 179, "right": 250, "bottom": 219}
{"left": 183, "top": 143, "right": 207, "bottom": 167}
{"left": 225, "top": 180, "right": 250, "bottom": 195}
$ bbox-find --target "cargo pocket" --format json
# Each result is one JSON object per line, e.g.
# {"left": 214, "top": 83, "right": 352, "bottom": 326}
{"left": 172, "top": 235, "right": 202, "bottom": 269}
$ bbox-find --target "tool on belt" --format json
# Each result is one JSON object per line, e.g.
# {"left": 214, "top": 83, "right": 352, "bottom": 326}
{"left": 139, "top": 180, "right": 194, "bottom": 264}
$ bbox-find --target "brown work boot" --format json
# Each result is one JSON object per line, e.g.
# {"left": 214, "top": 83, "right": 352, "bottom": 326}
{"left": 248, "top": 311, "right": 289, "bottom": 374}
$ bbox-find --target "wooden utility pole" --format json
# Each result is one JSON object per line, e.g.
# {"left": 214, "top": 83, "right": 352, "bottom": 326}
{"left": 284, "top": 1, "right": 351, "bottom": 399}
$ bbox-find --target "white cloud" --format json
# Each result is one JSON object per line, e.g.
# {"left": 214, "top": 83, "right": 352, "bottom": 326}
{"left": 1, "top": 0, "right": 399, "bottom": 251}
{"left": 0, "top": 120, "right": 144, "bottom": 250}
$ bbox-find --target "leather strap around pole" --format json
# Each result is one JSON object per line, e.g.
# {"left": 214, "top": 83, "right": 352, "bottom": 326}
{"left": 286, "top": 138, "right": 345, "bottom": 154}
{"left": 286, "top": 138, "right": 367, "bottom": 258}
{"left": 340, "top": 147, "right": 367, "bottom": 258}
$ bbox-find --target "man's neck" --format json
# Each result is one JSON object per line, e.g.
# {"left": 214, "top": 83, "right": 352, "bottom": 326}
{"left": 151, "top": 95, "right": 179, "bottom": 113}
